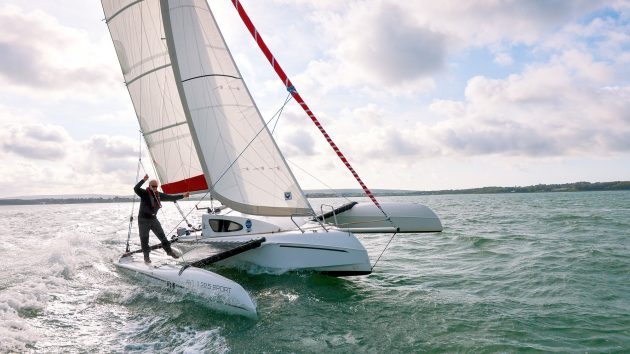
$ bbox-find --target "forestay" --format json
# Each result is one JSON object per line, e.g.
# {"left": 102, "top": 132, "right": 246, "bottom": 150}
{"left": 102, "top": 0, "right": 312, "bottom": 216}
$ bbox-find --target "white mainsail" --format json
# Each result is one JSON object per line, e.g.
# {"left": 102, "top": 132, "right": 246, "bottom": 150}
{"left": 102, "top": 0, "right": 207, "bottom": 193}
{"left": 102, "top": 0, "right": 312, "bottom": 216}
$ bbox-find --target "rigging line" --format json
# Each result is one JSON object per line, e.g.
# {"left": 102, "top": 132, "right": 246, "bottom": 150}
{"left": 125, "top": 3, "right": 146, "bottom": 254}
{"left": 126, "top": 130, "right": 144, "bottom": 253}
{"left": 164, "top": 191, "right": 210, "bottom": 253}
{"left": 271, "top": 92, "right": 291, "bottom": 134}
{"left": 371, "top": 228, "right": 400, "bottom": 271}
{"left": 174, "top": 200, "right": 192, "bottom": 227}
{"left": 229, "top": 0, "right": 390, "bottom": 221}
{"left": 287, "top": 160, "right": 353, "bottom": 204}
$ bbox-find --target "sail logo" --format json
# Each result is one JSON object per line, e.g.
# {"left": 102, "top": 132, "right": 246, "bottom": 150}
{"left": 284, "top": 192, "right": 292, "bottom": 200}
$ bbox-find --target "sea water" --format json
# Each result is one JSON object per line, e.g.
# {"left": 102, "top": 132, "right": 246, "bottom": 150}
{"left": 1, "top": 191, "right": 629, "bottom": 353}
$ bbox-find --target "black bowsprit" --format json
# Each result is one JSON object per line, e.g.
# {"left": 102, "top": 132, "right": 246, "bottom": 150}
{"left": 178, "top": 237, "right": 266, "bottom": 275}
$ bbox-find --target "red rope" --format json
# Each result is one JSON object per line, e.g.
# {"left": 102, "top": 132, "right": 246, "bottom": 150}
{"left": 230, "top": 0, "right": 385, "bottom": 214}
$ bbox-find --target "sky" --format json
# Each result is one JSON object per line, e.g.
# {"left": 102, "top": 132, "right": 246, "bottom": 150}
{"left": 0, "top": 0, "right": 629, "bottom": 197}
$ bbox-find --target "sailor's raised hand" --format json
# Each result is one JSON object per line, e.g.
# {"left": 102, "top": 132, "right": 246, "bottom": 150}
{"left": 183, "top": 192, "right": 190, "bottom": 198}
{"left": 143, "top": 174, "right": 149, "bottom": 181}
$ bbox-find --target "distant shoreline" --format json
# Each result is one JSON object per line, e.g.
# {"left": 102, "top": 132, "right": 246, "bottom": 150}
{"left": 1, "top": 181, "right": 628, "bottom": 206}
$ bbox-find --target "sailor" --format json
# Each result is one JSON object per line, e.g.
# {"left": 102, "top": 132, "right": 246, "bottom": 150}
{"left": 134, "top": 174, "right": 190, "bottom": 264}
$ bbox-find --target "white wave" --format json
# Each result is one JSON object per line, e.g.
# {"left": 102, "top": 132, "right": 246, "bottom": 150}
{"left": 113, "top": 318, "right": 229, "bottom": 354}
{"left": 172, "top": 328, "right": 229, "bottom": 354}
{"left": 0, "top": 226, "right": 111, "bottom": 352}
{"left": 0, "top": 283, "right": 50, "bottom": 352}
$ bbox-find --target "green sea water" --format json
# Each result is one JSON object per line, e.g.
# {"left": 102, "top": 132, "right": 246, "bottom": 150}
{"left": 1, "top": 191, "right": 629, "bottom": 352}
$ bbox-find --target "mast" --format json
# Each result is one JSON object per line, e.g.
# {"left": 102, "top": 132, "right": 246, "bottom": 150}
{"left": 159, "top": 0, "right": 212, "bottom": 193}
{"left": 229, "top": 1, "right": 387, "bottom": 215}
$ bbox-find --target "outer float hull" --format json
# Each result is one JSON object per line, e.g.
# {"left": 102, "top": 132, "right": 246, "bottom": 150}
{"left": 114, "top": 255, "right": 257, "bottom": 317}
{"left": 327, "top": 202, "right": 443, "bottom": 233}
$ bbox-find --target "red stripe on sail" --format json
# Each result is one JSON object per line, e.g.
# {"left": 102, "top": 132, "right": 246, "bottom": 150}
{"left": 161, "top": 174, "right": 208, "bottom": 194}
{"left": 230, "top": 0, "right": 386, "bottom": 215}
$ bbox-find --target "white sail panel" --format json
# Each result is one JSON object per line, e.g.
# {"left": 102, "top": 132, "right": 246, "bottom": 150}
{"left": 163, "top": 0, "right": 312, "bottom": 216}
{"left": 102, "top": 0, "right": 208, "bottom": 193}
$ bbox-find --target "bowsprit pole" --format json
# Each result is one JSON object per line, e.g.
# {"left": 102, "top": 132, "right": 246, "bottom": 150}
{"left": 229, "top": 0, "right": 387, "bottom": 217}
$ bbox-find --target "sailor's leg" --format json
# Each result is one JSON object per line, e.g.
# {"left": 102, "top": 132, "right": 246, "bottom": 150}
{"left": 150, "top": 218, "right": 173, "bottom": 254}
{"left": 138, "top": 218, "right": 151, "bottom": 262}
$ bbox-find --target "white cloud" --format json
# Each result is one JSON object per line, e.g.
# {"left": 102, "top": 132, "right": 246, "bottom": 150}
{"left": 300, "top": 46, "right": 630, "bottom": 167}
{"left": 333, "top": 2, "right": 449, "bottom": 85}
{"left": 0, "top": 114, "right": 140, "bottom": 197}
{"left": 0, "top": 4, "right": 119, "bottom": 100}
{"left": 256, "top": 0, "right": 612, "bottom": 100}
{"left": 494, "top": 53, "right": 514, "bottom": 66}
{"left": 281, "top": 129, "right": 317, "bottom": 157}
{"left": 1, "top": 124, "right": 70, "bottom": 160}
{"left": 397, "top": 0, "right": 607, "bottom": 45}
{"left": 425, "top": 52, "right": 630, "bottom": 158}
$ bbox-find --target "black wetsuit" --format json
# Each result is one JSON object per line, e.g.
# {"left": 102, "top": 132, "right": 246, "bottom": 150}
{"left": 134, "top": 179, "right": 184, "bottom": 261}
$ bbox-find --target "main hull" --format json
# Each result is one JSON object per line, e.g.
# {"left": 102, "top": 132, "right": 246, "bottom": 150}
{"left": 178, "top": 230, "right": 372, "bottom": 276}
{"left": 114, "top": 255, "right": 257, "bottom": 317}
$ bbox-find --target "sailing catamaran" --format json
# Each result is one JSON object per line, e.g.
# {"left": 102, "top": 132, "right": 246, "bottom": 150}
{"left": 102, "top": 0, "right": 442, "bottom": 316}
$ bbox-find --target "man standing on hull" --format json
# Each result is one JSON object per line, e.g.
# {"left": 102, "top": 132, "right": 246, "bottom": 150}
{"left": 134, "top": 174, "right": 190, "bottom": 264}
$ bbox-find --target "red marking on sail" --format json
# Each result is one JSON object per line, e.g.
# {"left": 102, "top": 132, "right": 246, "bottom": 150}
{"left": 230, "top": 0, "right": 386, "bottom": 215}
{"left": 161, "top": 174, "right": 208, "bottom": 194}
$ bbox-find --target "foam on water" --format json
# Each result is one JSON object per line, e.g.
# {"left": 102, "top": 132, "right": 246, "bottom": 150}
{"left": 0, "top": 223, "right": 111, "bottom": 351}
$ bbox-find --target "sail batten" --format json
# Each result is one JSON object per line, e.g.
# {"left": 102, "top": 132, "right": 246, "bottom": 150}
{"left": 143, "top": 120, "right": 187, "bottom": 136}
{"left": 105, "top": 0, "right": 144, "bottom": 23}
{"left": 126, "top": 63, "right": 172, "bottom": 85}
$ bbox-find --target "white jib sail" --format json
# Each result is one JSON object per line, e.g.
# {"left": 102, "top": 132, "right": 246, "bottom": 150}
{"left": 161, "top": 0, "right": 312, "bottom": 216}
{"left": 103, "top": 0, "right": 312, "bottom": 216}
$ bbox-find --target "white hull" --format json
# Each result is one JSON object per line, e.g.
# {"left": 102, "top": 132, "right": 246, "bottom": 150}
{"left": 178, "top": 230, "right": 372, "bottom": 276}
{"left": 324, "top": 202, "right": 443, "bottom": 233}
{"left": 114, "top": 255, "right": 257, "bottom": 317}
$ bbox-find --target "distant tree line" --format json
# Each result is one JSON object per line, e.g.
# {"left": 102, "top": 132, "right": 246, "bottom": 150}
{"left": 1, "top": 181, "right": 629, "bottom": 205}
{"left": 415, "top": 180, "right": 630, "bottom": 195}
{"left": 306, "top": 181, "right": 630, "bottom": 198}
{"left": 0, "top": 196, "right": 135, "bottom": 206}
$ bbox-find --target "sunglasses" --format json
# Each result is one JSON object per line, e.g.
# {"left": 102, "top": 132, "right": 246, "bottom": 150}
{"left": 150, "top": 185, "right": 158, "bottom": 188}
